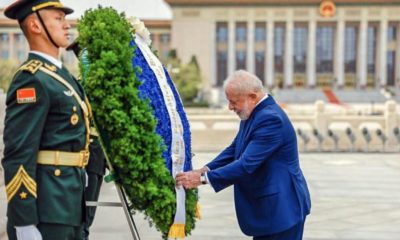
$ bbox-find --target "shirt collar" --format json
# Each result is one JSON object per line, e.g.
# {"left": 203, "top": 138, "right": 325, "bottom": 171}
{"left": 255, "top": 93, "right": 269, "bottom": 107}
{"left": 29, "top": 51, "right": 62, "bottom": 69}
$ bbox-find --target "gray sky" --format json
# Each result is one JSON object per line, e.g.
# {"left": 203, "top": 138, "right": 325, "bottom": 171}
{"left": 1, "top": 0, "right": 172, "bottom": 20}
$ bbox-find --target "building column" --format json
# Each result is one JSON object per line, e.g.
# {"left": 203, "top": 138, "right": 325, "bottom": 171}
{"left": 266, "top": 20, "right": 274, "bottom": 88}
{"left": 247, "top": 21, "right": 255, "bottom": 74}
{"left": 378, "top": 19, "right": 388, "bottom": 87}
{"left": 284, "top": 20, "right": 294, "bottom": 88}
{"left": 307, "top": 20, "right": 316, "bottom": 87}
{"left": 228, "top": 21, "right": 236, "bottom": 74}
{"left": 358, "top": 16, "right": 368, "bottom": 88}
{"left": 335, "top": 20, "right": 345, "bottom": 88}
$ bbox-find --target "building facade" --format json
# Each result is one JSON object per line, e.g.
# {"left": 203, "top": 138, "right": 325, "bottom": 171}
{"left": 2, "top": 1, "right": 400, "bottom": 103}
{"left": 0, "top": 9, "right": 171, "bottom": 70}
{"left": 166, "top": 0, "right": 400, "bottom": 102}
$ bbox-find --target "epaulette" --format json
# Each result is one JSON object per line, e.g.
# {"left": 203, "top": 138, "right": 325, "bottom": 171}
{"left": 18, "top": 59, "right": 43, "bottom": 74}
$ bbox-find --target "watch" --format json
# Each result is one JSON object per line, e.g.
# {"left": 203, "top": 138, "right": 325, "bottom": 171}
{"left": 200, "top": 173, "right": 207, "bottom": 185}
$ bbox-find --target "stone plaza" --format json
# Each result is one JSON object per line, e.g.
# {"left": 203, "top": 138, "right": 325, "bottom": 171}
{"left": 0, "top": 92, "right": 400, "bottom": 239}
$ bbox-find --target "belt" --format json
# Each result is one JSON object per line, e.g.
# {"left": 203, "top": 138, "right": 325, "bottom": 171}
{"left": 37, "top": 150, "right": 90, "bottom": 168}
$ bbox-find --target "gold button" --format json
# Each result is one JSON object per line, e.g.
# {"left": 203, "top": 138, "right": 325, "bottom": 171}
{"left": 73, "top": 106, "right": 77, "bottom": 112}
{"left": 71, "top": 113, "right": 79, "bottom": 125}
{"left": 54, "top": 169, "right": 61, "bottom": 176}
{"left": 90, "top": 138, "right": 94, "bottom": 143}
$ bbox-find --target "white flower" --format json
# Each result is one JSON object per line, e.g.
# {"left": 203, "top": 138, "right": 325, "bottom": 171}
{"left": 129, "top": 17, "right": 152, "bottom": 46}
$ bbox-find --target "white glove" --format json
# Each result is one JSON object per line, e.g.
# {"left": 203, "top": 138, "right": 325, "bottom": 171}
{"left": 15, "top": 225, "right": 42, "bottom": 240}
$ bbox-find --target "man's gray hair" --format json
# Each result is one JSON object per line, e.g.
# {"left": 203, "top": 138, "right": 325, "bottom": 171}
{"left": 223, "top": 70, "right": 264, "bottom": 94}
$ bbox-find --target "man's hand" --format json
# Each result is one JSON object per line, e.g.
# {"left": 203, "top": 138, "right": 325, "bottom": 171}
{"left": 15, "top": 225, "right": 42, "bottom": 240}
{"left": 176, "top": 171, "right": 201, "bottom": 189}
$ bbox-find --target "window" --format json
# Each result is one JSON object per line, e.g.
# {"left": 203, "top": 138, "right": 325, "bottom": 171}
{"left": 217, "top": 24, "right": 228, "bottom": 43}
{"left": 160, "top": 34, "right": 170, "bottom": 44}
{"left": 216, "top": 22, "right": 228, "bottom": 86}
{"left": 293, "top": 26, "right": 307, "bottom": 73}
{"left": 15, "top": 33, "right": 25, "bottom": 43}
{"left": 316, "top": 26, "right": 334, "bottom": 73}
{"left": 236, "top": 50, "right": 246, "bottom": 70}
{"left": 344, "top": 25, "right": 358, "bottom": 73}
{"left": 217, "top": 51, "right": 228, "bottom": 86}
{"left": 388, "top": 24, "right": 397, "bottom": 41}
{"left": 0, "top": 33, "right": 9, "bottom": 43}
{"left": 274, "top": 24, "right": 285, "bottom": 73}
{"left": 255, "top": 22, "right": 266, "bottom": 42}
{"left": 387, "top": 51, "right": 396, "bottom": 86}
{"left": 367, "top": 25, "right": 377, "bottom": 74}
{"left": 255, "top": 22, "right": 266, "bottom": 81}
{"left": 235, "top": 22, "right": 247, "bottom": 42}
{"left": 235, "top": 22, "right": 247, "bottom": 70}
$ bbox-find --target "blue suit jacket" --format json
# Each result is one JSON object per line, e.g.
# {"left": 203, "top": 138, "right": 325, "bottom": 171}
{"left": 207, "top": 96, "right": 311, "bottom": 236}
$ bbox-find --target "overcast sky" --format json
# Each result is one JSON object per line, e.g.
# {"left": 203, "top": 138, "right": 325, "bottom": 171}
{"left": 1, "top": 0, "right": 172, "bottom": 20}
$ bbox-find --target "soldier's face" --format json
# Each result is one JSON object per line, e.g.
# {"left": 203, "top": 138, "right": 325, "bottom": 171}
{"left": 39, "top": 9, "right": 71, "bottom": 48}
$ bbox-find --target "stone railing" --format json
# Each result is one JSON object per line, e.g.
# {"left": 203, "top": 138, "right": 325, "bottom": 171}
{"left": 188, "top": 100, "right": 400, "bottom": 153}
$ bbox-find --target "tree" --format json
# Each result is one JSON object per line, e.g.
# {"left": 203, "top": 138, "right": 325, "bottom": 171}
{"left": 0, "top": 60, "right": 19, "bottom": 91}
{"left": 166, "top": 51, "right": 202, "bottom": 105}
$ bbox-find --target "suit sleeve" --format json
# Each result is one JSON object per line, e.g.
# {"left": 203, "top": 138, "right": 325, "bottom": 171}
{"left": 1, "top": 72, "right": 49, "bottom": 226}
{"left": 206, "top": 135, "right": 237, "bottom": 170}
{"left": 207, "top": 113, "right": 283, "bottom": 192}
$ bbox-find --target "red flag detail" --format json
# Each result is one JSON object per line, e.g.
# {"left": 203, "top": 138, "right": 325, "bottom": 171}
{"left": 17, "top": 88, "right": 36, "bottom": 104}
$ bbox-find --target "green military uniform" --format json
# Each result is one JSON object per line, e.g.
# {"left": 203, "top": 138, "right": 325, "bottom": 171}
{"left": 83, "top": 135, "right": 106, "bottom": 240}
{"left": 2, "top": 1, "right": 90, "bottom": 239}
{"left": 2, "top": 52, "right": 90, "bottom": 239}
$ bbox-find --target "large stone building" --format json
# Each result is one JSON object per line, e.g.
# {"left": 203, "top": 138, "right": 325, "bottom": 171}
{"left": 167, "top": 0, "right": 400, "bottom": 98}
{"left": 1, "top": 0, "right": 400, "bottom": 103}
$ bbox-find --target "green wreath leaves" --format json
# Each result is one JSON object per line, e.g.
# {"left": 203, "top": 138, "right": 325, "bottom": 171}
{"left": 77, "top": 6, "right": 197, "bottom": 238}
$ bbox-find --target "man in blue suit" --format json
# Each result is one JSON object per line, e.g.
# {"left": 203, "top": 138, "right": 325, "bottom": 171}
{"left": 176, "top": 70, "right": 311, "bottom": 239}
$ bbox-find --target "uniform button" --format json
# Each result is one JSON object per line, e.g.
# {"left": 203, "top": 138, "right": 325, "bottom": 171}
{"left": 54, "top": 169, "right": 61, "bottom": 176}
{"left": 90, "top": 138, "right": 94, "bottom": 143}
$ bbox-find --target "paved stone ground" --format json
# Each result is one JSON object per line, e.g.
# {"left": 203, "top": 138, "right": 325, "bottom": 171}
{"left": 1, "top": 153, "right": 400, "bottom": 240}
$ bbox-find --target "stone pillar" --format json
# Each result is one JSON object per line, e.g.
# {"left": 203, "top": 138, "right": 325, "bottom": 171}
{"left": 266, "top": 20, "right": 275, "bottom": 88}
{"left": 307, "top": 20, "right": 317, "bottom": 87}
{"left": 384, "top": 100, "right": 397, "bottom": 149}
{"left": 378, "top": 18, "right": 388, "bottom": 87}
{"left": 228, "top": 21, "right": 236, "bottom": 74}
{"left": 335, "top": 20, "right": 345, "bottom": 88}
{"left": 284, "top": 19, "right": 294, "bottom": 87}
{"left": 247, "top": 21, "right": 255, "bottom": 74}
{"left": 358, "top": 16, "right": 368, "bottom": 88}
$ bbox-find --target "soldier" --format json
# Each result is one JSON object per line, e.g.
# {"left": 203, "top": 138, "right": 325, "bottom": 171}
{"left": 66, "top": 40, "right": 107, "bottom": 240}
{"left": 2, "top": 0, "right": 90, "bottom": 239}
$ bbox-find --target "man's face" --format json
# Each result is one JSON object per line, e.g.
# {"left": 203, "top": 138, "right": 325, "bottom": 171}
{"left": 225, "top": 86, "right": 253, "bottom": 120}
{"left": 39, "top": 9, "right": 70, "bottom": 48}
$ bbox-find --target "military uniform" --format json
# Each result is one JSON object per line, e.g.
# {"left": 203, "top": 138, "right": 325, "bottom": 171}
{"left": 83, "top": 135, "right": 106, "bottom": 240}
{"left": 2, "top": 52, "right": 90, "bottom": 239}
